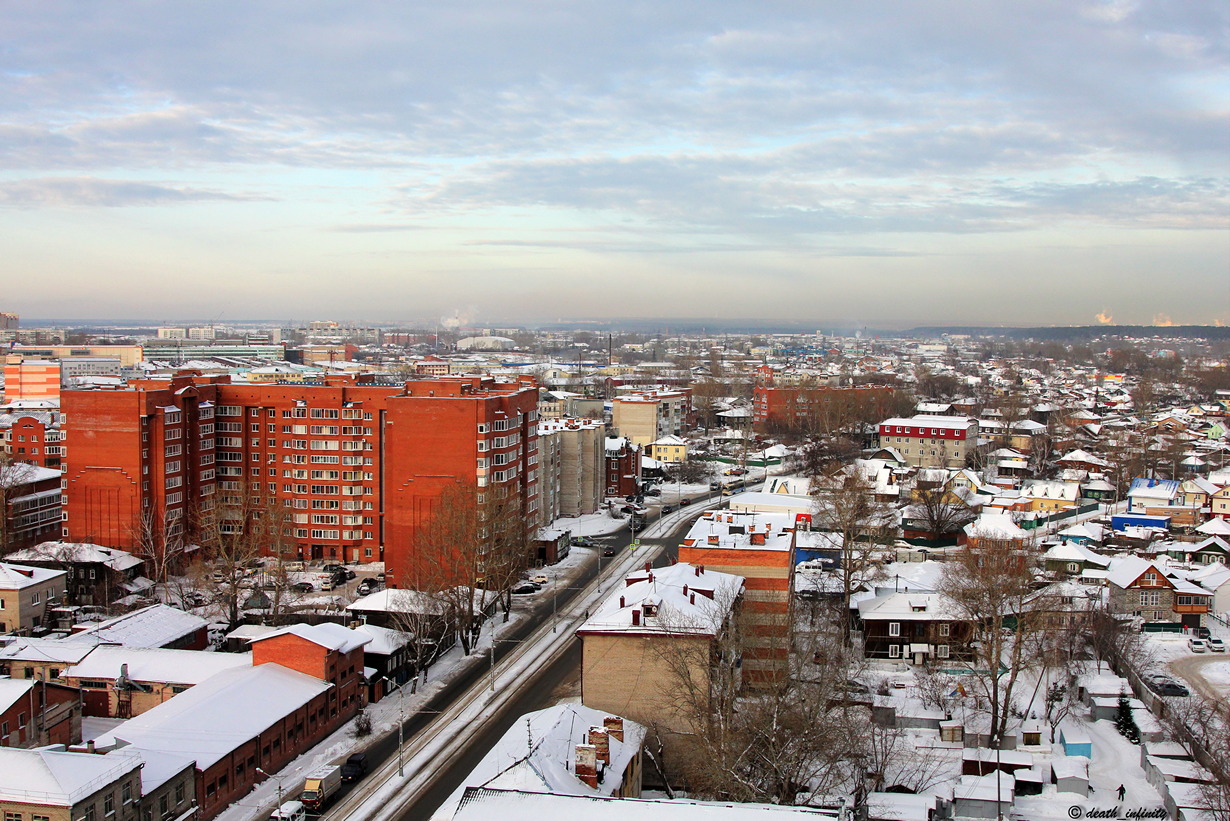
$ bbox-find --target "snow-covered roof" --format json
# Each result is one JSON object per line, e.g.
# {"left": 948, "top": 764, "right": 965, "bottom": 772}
{"left": 857, "top": 591, "right": 963, "bottom": 622}
{"left": 0, "top": 463, "right": 61, "bottom": 488}
{"left": 1043, "top": 541, "right": 1110, "bottom": 567}
{"left": 93, "top": 663, "right": 331, "bottom": 770}
{"left": 63, "top": 645, "right": 251, "bottom": 685}
{"left": 9, "top": 541, "right": 144, "bottom": 572}
{"left": 578, "top": 563, "right": 744, "bottom": 636}
{"left": 682, "top": 510, "right": 796, "bottom": 552}
{"left": 453, "top": 788, "right": 842, "bottom": 820}
{"left": 351, "top": 623, "right": 411, "bottom": 655}
{"left": 0, "top": 562, "right": 67, "bottom": 590}
{"left": 963, "top": 513, "right": 1028, "bottom": 542}
{"left": 0, "top": 679, "right": 34, "bottom": 715}
{"left": 453, "top": 704, "right": 646, "bottom": 801}
{"left": 0, "top": 747, "right": 143, "bottom": 806}
{"left": 252, "top": 621, "right": 370, "bottom": 654}
{"left": 346, "top": 588, "right": 450, "bottom": 615}
{"left": 0, "top": 636, "right": 99, "bottom": 665}
{"left": 74, "top": 604, "right": 207, "bottom": 648}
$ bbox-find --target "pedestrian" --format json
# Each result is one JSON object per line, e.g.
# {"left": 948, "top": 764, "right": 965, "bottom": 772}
{"left": 1117, "top": 784, "right": 1126, "bottom": 801}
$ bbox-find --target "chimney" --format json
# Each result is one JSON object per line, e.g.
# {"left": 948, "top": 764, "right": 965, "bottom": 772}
{"left": 603, "top": 716, "right": 624, "bottom": 742}
{"left": 683, "top": 584, "right": 688, "bottom": 596}
{"left": 575, "top": 744, "right": 599, "bottom": 788}
{"left": 648, "top": 573, "right": 654, "bottom": 584}
{"left": 86, "top": 740, "right": 96, "bottom": 753}
{"left": 751, "top": 533, "right": 766, "bottom": 546}
{"left": 690, "top": 592, "right": 696, "bottom": 605}
{"left": 589, "top": 727, "right": 611, "bottom": 764}
{"left": 631, "top": 609, "right": 641, "bottom": 626}
{"left": 619, "top": 596, "right": 626, "bottom": 608}
{"left": 694, "top": 565, "right": 700, "bottom": 576}
{"left": 644, "top": 562, "right": 651, "bottom": 572}
{"left": 708, "top": 535, "right": 720, "bottom": 545}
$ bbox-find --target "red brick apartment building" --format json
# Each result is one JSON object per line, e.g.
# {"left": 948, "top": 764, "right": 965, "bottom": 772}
{"left": 61, "top": 373, "right": 539, "bottom": 587}
{"left": 751, "top": 368, "right": 898, "bottom": 433}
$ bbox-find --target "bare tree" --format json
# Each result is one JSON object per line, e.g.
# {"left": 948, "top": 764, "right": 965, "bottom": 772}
{"left": 939, "top": 540, "right": 1048, "bottom": 744}
{"left": 1161, "top": 694, "right": 1230, "bottom": 821}
{"left": 403, "top": 482, "right": 526, "bottom": 654}
{"left": 904, "top": 486, "right": 977, "bottom": 541}
{"left": 812, "top": 471, "right": 894, "bottom": 645}
{"left": 132, "top": 504, "right": 190, "bottom": 587}
{"left": 195, "top": 480, "right": 294, "bottom": 627}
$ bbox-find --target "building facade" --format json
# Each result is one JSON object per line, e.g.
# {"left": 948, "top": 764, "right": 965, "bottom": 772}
{"left": 61, "top": 373, "right": 539, "bottom": 588}
{"left": 877, "top": 415, "right": 979, "bottom": 469}
{"left": 612, "top": 390, "right": 691, "bottom": 447}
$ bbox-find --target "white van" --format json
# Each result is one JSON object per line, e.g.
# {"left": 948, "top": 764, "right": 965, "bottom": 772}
{"left": 269, "top": 800, "right": 306, "bottom": 821}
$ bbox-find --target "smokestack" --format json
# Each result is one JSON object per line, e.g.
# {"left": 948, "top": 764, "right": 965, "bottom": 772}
{"left": 575, "top": 744, "right": 598, "bottom": 788}
{"left": 683, "top": 584, "right": 688, "bottom": 596}
{"left": 631, "top": 609, "right": 641, "bottom": 626}
{"left": 620, "top": 596, "right": 625, "bottom": 608}
{"left": 589, "top": 727, "right": 610, "bottom": 764}
{"left": 603, "top": 716, "right": 624, "bottom": 742}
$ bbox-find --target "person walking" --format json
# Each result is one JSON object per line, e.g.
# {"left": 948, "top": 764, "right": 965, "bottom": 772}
{"left": 1117, "top": 784, "right": 1126, "bottom": 801}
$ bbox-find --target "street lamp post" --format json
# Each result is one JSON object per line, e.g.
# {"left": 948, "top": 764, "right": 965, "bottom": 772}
{"left": 256, "top": 767, "right": 284, "bottom": 811}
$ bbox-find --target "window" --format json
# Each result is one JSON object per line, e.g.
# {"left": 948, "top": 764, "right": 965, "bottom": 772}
{"left": 104, "top": 793, "right": 114, "bottom": 816}
{"left": 1139, "top": 590, "right": 1161, "bottom": 607}
{"left": 938, "top": 623, "right": 950, "bottom": 636}
{"left": 888, "top": 644, "right": 901, "bottom": 658}
{"left": 938, "top": 644, "right": 950, "bottom": 658}
{"left": 888, "top": 622, "right": 900, "bottom": 637}
{"left": 175, "top": 782, "right": 185, "bottom": 804}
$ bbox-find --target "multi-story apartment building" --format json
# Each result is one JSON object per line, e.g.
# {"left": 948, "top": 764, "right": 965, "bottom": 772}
{"left": 538, "top": 418, "right": 604, "bottom": 517}
{"left": 61, "top": 373, "right": 539, "bottom": 588}
{"left": 752, "top": 382, "right": 899, "bottom": 433}
{"left": 877, "top": 415, "right": 979, "bottom": 468}
{"left": 612, "top": 389, "right": 691, "bottom": 447}
{"left": 1, "top": 412, "right": 64, "bottom": 470}
{"left": 1, "top": 464, "right": 63, "bottom": 553}
{"left": 0, "top": 563, "right": 67, "bottom": 635}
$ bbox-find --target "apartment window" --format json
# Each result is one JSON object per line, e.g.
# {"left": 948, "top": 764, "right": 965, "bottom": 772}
{"left": 888, "top": 644, "right": 901, "bottom": 658}
{"left": 104, "top": 793, "right": 114, "bottom": 816}
{"left": 122, "top": 782, "right": 132, "bottom": 804}
{"left": 175, "top": 782, "right": 185, "bottom": 804}
{"left": 888, "top": 622, "right": 900, "bottom": 637}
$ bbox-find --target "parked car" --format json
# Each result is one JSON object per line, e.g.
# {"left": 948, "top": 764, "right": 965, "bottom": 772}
{"left": 1194, "top": 626, "right": 1212, "bottom": 640}
{"left": 512, "top": 583, "right": 538, "bottom": 594}
{"left": 356, "top": 580, "right": 375, "bottom": 596}
{"left": 1146, "top": 675, "right": 1189, "bottom": 697}
{"left": 319, "top": 578, "right": 336, "bottom": 592}
{"left": 709, "top": 481, "right": 723, "bottom": 491}
{"left": 528, "top": 574, "right": 549, "bottom": 585}
{"left": 292, "top": 581, "right": 315, "bottom": 594}
{"left": 340, "top": 752, "right": 368, "bottom": 782}
{"left": 1207, "top": 637, "right": 1226, "bottom": 652}
{"left": 321, "top": 563, "right": 345, "bottom": 574}
{"left": 644, "top": 487, "right": 661, "bottom": 497}
{"left": 1188, "top": 638, "right": 1208, "bottom": 653}
{"left": 181, "top": 591, "right": 209, "bottom": 608}
{"left": 570, "top": 536, "right": 596, "bottom": 548}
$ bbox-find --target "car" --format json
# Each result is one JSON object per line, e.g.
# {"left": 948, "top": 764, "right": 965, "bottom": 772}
{"left": 709, "top": 481, "right": 723, "bottom": 490}
{"left": 341, "top": 752, "right": 368, "bottom": 782}
{"left": 321, "top": 563, "right": 345, "bottom": 573}
{"left": 570, "top": 536, "right": 596, "bottom": 548}
{"left": 1189, "top": 638, "right": 1208, "bottom": 653}
{"left": 1194, "top": 626, "right": 1212, "bottom": 640}
{"left": 602, "top": 547, "right": 616, "bottom": 557}
{"left": 661, "top": 504, "right": 676, "bottom": 514}
{"left": 292, "top": 581, "right": 315, "bottom": 594}
{"left": 528, "top": 574, "right": 549, "bottom": 585}
{"left": 511, "top": 583, "right": 538, "bottom": 594}
{"left": 1207, "top": 637, "right": 1226, "bottom": 652}
{"left": 181, "top": 591, "right": 209, "bottom": 608}
{"left": 376, "top": 572, "right": 385, "bottom": 581}
{"left": 1146, "top": 676, "right": 1189, "bottom": 697}
{"left": 644, "top": 487, "right": 661, "bottom": 497}
{"left": 319, "top": 578, "right": 336, "bottom": 591}
{"left": 679, "top": 497, "right": 693, "bottom": 506}
{"left": 356, "top": 581, "right": 375, "bottom": 596}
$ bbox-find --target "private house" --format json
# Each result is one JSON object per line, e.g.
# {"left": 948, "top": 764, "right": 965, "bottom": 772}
{"left": 0, "top": 562, "right": 67, "bottom": 635}
{"left": 645, "top": 435, "right": 687, "bottom": 463}
{"left": 0, "top": 636, "right": 98, "bottom": 682}
{"left": 72, "top": 603, "right": 208, "bottom": 650}
{"left": 857, "top": 591, "right": 973, "bottom": 665}
{"left": 1042, "top": 542, "right": 1110, "bottom": 577}
{"left": 5, "top": 541, "right": 146, "bottom": 607}
{"left": 1107, "top": 556, "right": 1211, "bottom": 629}
{"left": 1019, "top": 481, "right": 1079, "bottom": 514}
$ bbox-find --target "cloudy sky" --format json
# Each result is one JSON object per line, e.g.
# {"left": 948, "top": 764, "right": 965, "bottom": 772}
{"left": 3, "top": 1, "right": 1227, "bottom": 328}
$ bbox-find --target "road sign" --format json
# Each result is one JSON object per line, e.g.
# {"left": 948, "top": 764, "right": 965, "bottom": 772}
{"left": 632, "top": 538, "right": 641, "bottom": 546}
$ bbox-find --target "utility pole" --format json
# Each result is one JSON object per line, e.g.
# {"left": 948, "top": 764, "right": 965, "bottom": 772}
{"left": 397, "top": 682, "right": 405, "bottom": 777}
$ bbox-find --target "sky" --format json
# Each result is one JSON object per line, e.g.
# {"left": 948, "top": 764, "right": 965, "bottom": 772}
{"left": 2, "top": 1, "right": 1228, "bottom": 329}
